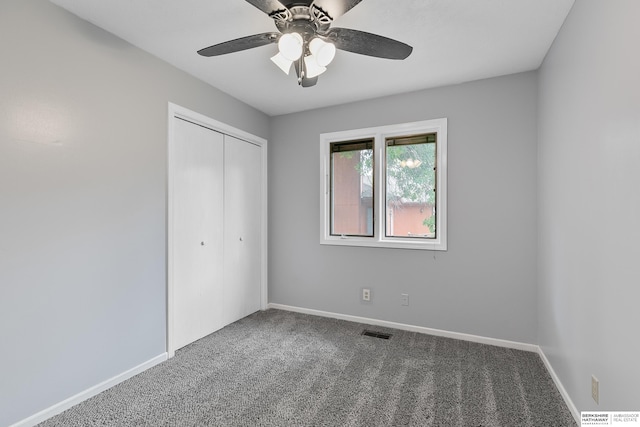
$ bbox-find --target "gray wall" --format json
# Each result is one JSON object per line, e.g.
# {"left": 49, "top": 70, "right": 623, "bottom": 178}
{"left": 538, "top": 0, "right": 640, "bottom": 412}
{"left": 0, "top": 1, "right": 269, "bottom": 425}
{"left": 269, "top": 72, "right": 539, "bottom": 344}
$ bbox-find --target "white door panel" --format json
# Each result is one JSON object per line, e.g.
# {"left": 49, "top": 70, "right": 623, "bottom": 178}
{"left": 224, "top": 135, "right": 262, "bottom": 324}
{"left": 172, "top": 118, "right": 224, "bottom": 350}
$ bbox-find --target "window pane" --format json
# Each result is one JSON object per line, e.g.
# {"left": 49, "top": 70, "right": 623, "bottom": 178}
{"left": 385, "top": 135, "right": 436, "bottom": 238}
{"left": 331, "top": 141, "right": 374, "bottom": 236}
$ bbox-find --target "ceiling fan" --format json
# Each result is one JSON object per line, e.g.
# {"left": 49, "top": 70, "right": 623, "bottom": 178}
{"left": 197, "top": 0, "right": 413, "bottom": 87}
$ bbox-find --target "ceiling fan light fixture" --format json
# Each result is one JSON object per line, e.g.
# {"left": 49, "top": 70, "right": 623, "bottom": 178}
{"left": 197, "top": 1, "right": 413, "bottom": 88}
{"left": 270, "top": 52, "right": 293, "bottom": 75}
{"left": 278, "top": 32, "right": 303, "bottom": 61}
{"left": 309, "top": 37, "right": 336, "bottom": 67}
{"left": 303, "top": 54, "right": 327, "bottom": 78}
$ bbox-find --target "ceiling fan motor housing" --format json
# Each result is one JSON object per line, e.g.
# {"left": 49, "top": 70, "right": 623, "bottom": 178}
{"left": 273, "top": 4, "right": 333, "bottom": 40}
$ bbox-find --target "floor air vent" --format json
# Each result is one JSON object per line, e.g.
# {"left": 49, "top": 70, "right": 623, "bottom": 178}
{"left": 361, "top": 330, "right": 392, "bottom": 340}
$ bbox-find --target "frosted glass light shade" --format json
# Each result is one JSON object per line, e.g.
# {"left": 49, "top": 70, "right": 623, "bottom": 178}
{"left": 308, "top": 38, "right": 336, "bottom": 67}
{"left": 278, "top": 33, "right": 303, "bottom": 61}
{"left": 304, "top": 55, "right": 327, "bottom": 78}
{"left": 271, "top": 52, "right": 293, "bottom": 74}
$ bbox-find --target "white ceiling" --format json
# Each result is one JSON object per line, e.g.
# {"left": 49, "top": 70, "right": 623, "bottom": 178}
{"left": 49, "top": 0, "right": 574, "bottom": 116}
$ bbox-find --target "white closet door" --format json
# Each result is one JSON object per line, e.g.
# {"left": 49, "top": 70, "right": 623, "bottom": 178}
{"left": 172, "top": 118, "right": 225, "bottom": 350}
{"left": 224, "top": 135, "right": 262, "bottom": 324}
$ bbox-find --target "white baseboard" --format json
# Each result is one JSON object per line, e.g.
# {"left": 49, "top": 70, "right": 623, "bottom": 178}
{"left": 267, "top": 303, "right": 539, "bottom": 352}
{"left": 11, "top": 353, "right": 168, "bottom": 427}
{"left": 268, "top": 303, "right": 580, "bottom": 425}
{"left": 537, "top": 347, "right": 580, "bottom": 424}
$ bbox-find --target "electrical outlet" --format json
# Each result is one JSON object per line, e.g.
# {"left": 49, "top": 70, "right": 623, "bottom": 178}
{"left": 362, "top": 288, "right": 371, "bottom": 301}
{"left": 401, "top": 293, "right": 409, "bottom": 306}
{"left": 591, "top": 375, "right": 599, "bottom": 404}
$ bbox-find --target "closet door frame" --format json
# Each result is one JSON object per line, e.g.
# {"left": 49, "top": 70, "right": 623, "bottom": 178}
{"left": 167, "top": 102, "right": 268, "bottom": 357}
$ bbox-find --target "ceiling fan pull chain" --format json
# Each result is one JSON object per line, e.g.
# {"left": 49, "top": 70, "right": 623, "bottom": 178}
{"left": 297, "top": 56, "right": 304, "bottom": 85}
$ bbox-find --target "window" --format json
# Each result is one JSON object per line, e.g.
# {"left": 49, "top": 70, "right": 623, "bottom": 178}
{"left": 320, "top": 118, "right": 447, "bottom": 250}
{"left": 330, "top": 139, "right": 374, "bottom": 237}
{"left": 385, "top": 134, "right": 437, "bottom": 239}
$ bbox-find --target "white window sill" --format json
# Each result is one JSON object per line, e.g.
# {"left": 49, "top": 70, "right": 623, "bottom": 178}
{"left": 320, "top": 235, "right": 446, "bottom": 251}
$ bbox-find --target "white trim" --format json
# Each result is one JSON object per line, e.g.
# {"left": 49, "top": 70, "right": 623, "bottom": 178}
{"left": 168, "top": 102, "right": 267, "bottom": 147}
{"left": 537, "top": 347, "right": 580, "bottom": 424}
{"left": 10, "top": 353, "right": 167, "bottom": 427}
{"left": 267, "top": 303, "right": 537, "bottom": 353}
{"left": 167, "top": 102, "right": 268, "bottom": 357}
{"left": 319, "top": 118, "right": 447, "bottom": 251}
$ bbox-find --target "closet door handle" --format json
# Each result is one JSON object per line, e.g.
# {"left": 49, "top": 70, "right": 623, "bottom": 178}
{"left": 201, "top": 241, "right": 205, "bottom": 246}
{"left": 239, "top": 237, "right": 243, "bottom": 242}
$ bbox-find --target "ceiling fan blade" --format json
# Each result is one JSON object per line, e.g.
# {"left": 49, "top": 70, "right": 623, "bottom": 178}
{"left": 198, "top": 32, "right": 280, "bottom": 57}
{"left": 312, "top": 0, "right": 363, "bottom": 20}
{"left": 326, "top": 27, "right": 412, "bottom": 60}
{"left": 244, "top": 0, "right": 289, "bottom": 15}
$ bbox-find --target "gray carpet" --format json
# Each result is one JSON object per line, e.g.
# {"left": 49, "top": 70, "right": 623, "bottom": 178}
{"left": 39, "top": 309, "right": 577, "bottom": 426}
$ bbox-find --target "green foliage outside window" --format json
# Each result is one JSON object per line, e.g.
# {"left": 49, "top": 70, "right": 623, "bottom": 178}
{"left": 351, "top": 140, "right": 436, "bottom": 233}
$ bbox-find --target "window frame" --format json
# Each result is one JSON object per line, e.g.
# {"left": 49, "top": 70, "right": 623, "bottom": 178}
{"left": 320, "top": 118, "right": 448, "bottom": 251}
{"left": 329, "top": 138, "right": 375, "bottom": 238}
